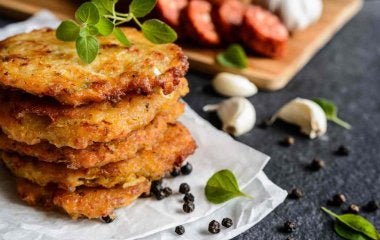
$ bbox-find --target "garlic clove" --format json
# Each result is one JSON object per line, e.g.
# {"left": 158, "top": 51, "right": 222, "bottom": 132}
{"left": 272, "top": 98, "right": 327, "bottom": 139}
{"left": 203, "top": 97, "right": 256, "bottom": 137}
{"left": 212, "top": 72, "right": 258, "bottom": 98}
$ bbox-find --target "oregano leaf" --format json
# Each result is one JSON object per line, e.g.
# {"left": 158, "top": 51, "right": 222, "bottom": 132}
{"left": 130, "top": 0, "right": 156, "bottom": 18}
{"left": 56, "top": 20, "right": 80, "bottom": 42}
{"left": 75, "top": 2, "right": 100, "bottom": 25}
{"left": 92, "top": 0, "right": 118, "bottom": 14}
{"left": 334, "top": 221, "right": 371, "bottom": 240}
{"left": 96, "top": 16, "right": 114, "bottom": 36}
{"left": 216, "top": 44, "right": 248, "bottom": 69}
{"left": 113, "top": 28, "right": 131, "bottom": 47}
{"left": 76, "top": 35, "right": 99, "bottom": 64}
{"left": 313, "top": 98, "right": 351, "bottom": 129}
{"left": 141, "top": 19, "right": 177, "bottom": 44}
{"left": 205, "top": 169, "right": 252, "bottom": 204}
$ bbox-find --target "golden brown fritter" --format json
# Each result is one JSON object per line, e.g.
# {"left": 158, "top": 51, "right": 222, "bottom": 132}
{"left": 0, "top": 78, "right": 188, "bottom": 149}
{"left": 0, "top": 28, "right": 188, "bottom": 106}
{"left": 0, "top": 102, "right": 184, "bottom": 169}
{"left": 2, "top": 123, "right": 196, "bottom": 192}
{"left": 17, "top": 178, "right": 150, "bottom": 219}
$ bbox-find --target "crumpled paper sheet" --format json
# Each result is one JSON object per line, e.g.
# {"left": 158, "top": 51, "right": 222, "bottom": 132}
{"left": 0, "top": 12, "right": 287, "bottom": 240}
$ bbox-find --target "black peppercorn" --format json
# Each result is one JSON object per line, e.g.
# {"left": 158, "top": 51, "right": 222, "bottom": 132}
{"left": 181, "top": 162, "right": 193, "bottom": 175}
{"left": 171, "top": 167, "right": 181, "bottom": 177}
{"left": 334, "top": 145, "right": 350, "bottom": 156}
{"left": 179, "top": 183, "right": 191, "bottom": 194}
{"left": 310, "top": 158, "right": 325, "bottom": 171}
{"left": 283, "top": 220, "right": 297, "bottom": 233}
{"left": 331, "top": 193, "right": 347, "bottom": 206}
{"left": 184, "top": 193, "right": 194, "bottom": 202}
{"left": 101, "top": 215, "right": 114, "bottom": 223}
{"left": 280, "top": 136, "right": 295, "bottom": 147}
{"left": 363, "top": 200, "right": 379, "bottom": 212}
{"left": 183, "top": 201, "right": 195, "bottom": 213}
{"left": 347, "top": 204, "right": 360, "bottom": 214}
{"left": 208, "top": 220, "right": 221, "bottom": 234}
{"left": 288, "top": 188, "right": 304, "bottom": 199}
{"left": 154, "top": 190, "right": 166, "bottom": 200}
{"left": 163, "top": 187, "right": 172, "bottom": 197}
{"left": 222, "top": 218, "right": 233, "bottom": 228}
{"left": 150, "top": 180, "right": 163, "bottom": 195}
{"left": 175, "top": 225, "right": 185, "bottom": 235}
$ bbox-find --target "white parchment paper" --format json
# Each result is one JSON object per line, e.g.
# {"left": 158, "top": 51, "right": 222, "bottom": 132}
{"left": 0, "top": 12, "right": 287, "bottom": 240}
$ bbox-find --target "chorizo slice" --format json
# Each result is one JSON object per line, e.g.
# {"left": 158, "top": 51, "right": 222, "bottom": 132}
{"left": 184, "top": 0, "right": 221, "bottom": 46}
{"left": 241, "top": 6, "right": 289, "bottom": 58}
{"left": 212, "top": 0, "right": 246, "bottom": 43}
{"left": 155, "top": 0, "right": 188, "bottom": 29}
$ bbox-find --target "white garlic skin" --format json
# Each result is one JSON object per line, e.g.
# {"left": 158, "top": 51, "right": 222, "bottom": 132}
{"left": 203, "top": 97, "right": 256, "bottom": 137}
{"left": 273, "top": 98, "right": 327, "bottom": 139}
{"left": 212, "top": 72, "right": 258, "bottom": 98}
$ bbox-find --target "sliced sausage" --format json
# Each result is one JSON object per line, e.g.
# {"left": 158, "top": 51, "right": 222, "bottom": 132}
{"left": 184, "top": 0, "right": 221, "bottom": 46}
{"left": 241, "top": 6, "right": 288, "bottom": 58}
{"left": 155, "top": 0, "right": 188, "bottom": 29}
{"left": 212, "top": 0, "right": 246, "bottom": 43}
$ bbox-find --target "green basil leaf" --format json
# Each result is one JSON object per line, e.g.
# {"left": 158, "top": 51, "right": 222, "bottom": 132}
{"left": 130, "top": 0, "right": 156, "bottom": 18}
{"left": 56, "top": 20, "right": 80, "bottom": 42}
{"left": 96, "top": 16, "right": 114, "bottom": 36}
{"left": 334, "top": 221, "right": 372, "bottom": 240}
{"left": 205, "top": 169, "right": 251, "bottom": 204}
{"left": 76, "top": 36, "right": 99, "bottom": 64}
{"left": 313, "top": 98, "right": 351, "bottom": 129}
{"left": 113, "top": 28, "right": 131, "bottom": 47}
{"left": 216, "top": 44, "right": 248, "bottom": 69}
{"left": 92, "top": 0, "right": 118, "bottom": 14}
{"left": 75, "top": 2, "right": 100, "bottom": 25}
{"left": 141, "top": 19, "right": 177, "bottom": 44}
{"left": 322, "top": 207, "right": 380, "bottom": 240}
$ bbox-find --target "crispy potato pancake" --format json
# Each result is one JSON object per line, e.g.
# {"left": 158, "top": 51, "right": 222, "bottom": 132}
{"left": 2, "top": 123, "right": 196, "bottom": 191}
{"left": 0, "top": 102, "right": 184, "bottom": 169}
{"left": 0, "top": 78, "right": 188, "bottom": 149}
{"left": 17, "top": 178, "right": 150, "bottom": 219}
{"left": 0, "top": 28, "right": 188, "bottom": 106}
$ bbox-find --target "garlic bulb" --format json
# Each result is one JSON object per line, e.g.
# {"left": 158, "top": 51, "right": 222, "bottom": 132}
{"left": 252, "top": 0, "right": 323, "bottom": 31}
{"left": 203, "top": 97, "right": 256, "bottom": 137}
{"left": 272, "top": 98, "right": 327, "bottom": 139}
{"left": 212, "top": 72, "right": 258, "bottom": 97}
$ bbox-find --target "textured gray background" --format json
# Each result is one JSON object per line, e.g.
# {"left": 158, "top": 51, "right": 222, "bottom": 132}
{"left": 0, "top": 1, "right": 379, "bottom": 239}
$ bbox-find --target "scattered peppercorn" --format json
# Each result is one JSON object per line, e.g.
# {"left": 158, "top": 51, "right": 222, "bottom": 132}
{"left": 150, "top": 180, "right": 163, "bottom": 195}
{"left": 334, "top": 145, "right": 350, "bottom": 156}
{"left": 363, "top": 200, "right": 379, "bottom": 212}
{"left": 222, "top": 218, "right": 233, "bottom": 228}
{"left": 171, "top": 167, "right": 181, "bottom": 177}
{"left": 163, "top": 187, "right": 172, "bottom": 197}
{"left": 347, "top": 204, "right": 360, "bottom": 214}
{"left": 175, "top": 225, "right": 185, "bottom": 235}
{"left": 288, "top": 188, "right": 304, "bottom": 199}
{"left": 310, "top": 158, "right": 325, "bottom": 171}
{"left": 183, "top": 201, "right": 195, "bottom": 213}
{"left": 184, "top": 193, "right": 194, "bottom": 202}
{"left": 330, "top": 193, "right": 347, "bottom": 206}
{"left": 181, "top": 162, "right": 193, "bottom": 175}
{"left": 179, "top": 183, "right": 191, "bottom": 194}
{"left": 280, "top": 136, "right": 295, "bottom": 147}
{"left": 101, "top": 215, "right": 114, "bottom": 223}
{"left": 208, "top": 220, "right": 221, "bottom": 234}
{"left": 283, "top": 220, "right": 297, "bottom": 233}
{"left": 154, "top": 190, "right": 166, "bottom": 200}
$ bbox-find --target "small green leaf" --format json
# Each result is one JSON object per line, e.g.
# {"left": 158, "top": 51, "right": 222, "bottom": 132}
{"left": 334, "top": 221, "right": 371, "bottom": 240}
{"left": 141, "top": 19, "right": 177, "bottom": 44}
{"left": 321, "top": 207, "right": 380, "bottom": 240}
{"left": 216, "top": 44, "right": 248, "bottom": 69}
{"left": 76, "top": 35, "right": 99, "bottom": 64}
{"left": 313, "top": 98, "right": 352, "bottom": 129}
{"left": 96, "top": 16, "right": 114, "bottom": 36}
{"left": 80, "top": 25, "right": 99, "bottom": 37}
{"left": 92, "top": 0, "right": 118, "bottom": 14}
{"left": 113, "top": 28, "right": 131, "bottom": 47}
{"left": 205, "top": 169, "right": 251, "bottom": 204}
{"left": 56, "top": 20, "right": 80, "bottom": 42}
{"left": 130, "top": 0, "right": 156, "bottom": 18}
{"left": 75, "top": 2, "right": 100, "bottom": 25}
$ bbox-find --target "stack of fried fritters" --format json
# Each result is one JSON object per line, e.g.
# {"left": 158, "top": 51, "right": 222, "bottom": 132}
{"left": 0, "top": 28, "right": 196, "bottom": 220}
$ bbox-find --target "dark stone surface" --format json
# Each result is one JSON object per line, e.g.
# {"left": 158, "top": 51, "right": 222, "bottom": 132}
{"left": 0, "top": 2, "right": 379, "bottom": 239}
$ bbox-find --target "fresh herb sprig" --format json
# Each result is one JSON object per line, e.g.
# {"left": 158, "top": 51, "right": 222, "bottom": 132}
{"left": 313, "top": 98, "right": 352, "bottom": 129}
{"left": 56, "top": 0, "right": 177, "bottom": 64}
{"left": 205, "top": 169, "right": 252, "bottom": 204}
{"left": 321, "top": 207, "right": 380, "bottom": 240}
{"left": 216, "top": 44, "right": 248, "bottom": 69}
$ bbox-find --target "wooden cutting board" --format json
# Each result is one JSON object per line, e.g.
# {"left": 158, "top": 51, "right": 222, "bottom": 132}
{"left": 0, "top": 0, "right": 363, "bottom": 90}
